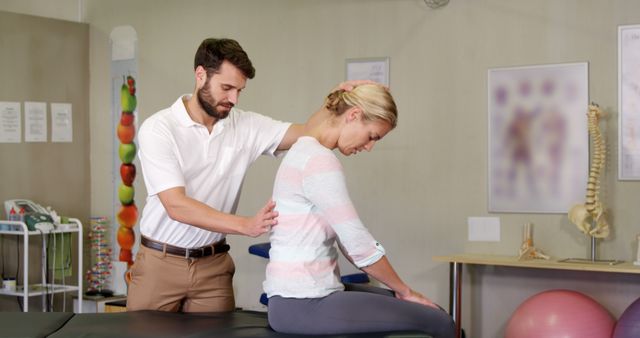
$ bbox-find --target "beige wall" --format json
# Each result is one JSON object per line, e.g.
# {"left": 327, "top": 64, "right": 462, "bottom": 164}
{"left": 0, "top": 9, "right": 89, "bottom": 311}
{"left": 0, "top": 0, "right": 83, "bottom": 22}
{"left": 3, "top": 1, "right": 640, "bottom": 337}
{"left": 0, "top": 10, "right": 90, "bottom": 226}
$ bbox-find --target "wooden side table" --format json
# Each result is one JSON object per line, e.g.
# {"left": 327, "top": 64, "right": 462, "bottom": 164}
{"left": 433, "top": 253, "right": 640, "bottom": 338}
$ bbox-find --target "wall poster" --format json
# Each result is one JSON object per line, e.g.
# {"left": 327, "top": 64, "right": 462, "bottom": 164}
{"left": 488, "top": 63, "right": 589, "bottom": 213}
{"left": 619, "top": 25, "right": 640, "bottom": 180}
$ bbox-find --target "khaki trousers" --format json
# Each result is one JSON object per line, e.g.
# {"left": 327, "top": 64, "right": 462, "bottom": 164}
{"left": 126, "top": 245, "right": 235, "bottom": 312}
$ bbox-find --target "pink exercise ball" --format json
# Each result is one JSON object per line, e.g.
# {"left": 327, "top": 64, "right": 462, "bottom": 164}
{"left": 505, "top": 289, "right": 615, "bottom": 338}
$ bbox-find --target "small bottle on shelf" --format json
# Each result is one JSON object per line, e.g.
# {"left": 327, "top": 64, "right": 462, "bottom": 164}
{"left": 18, "top": 207, "right": 25, "bottom": 222}
{"left": 8, "top": 207, "right": 17, "bottom": 221}
{"left": 4, "top": 208, "right": 18, "bottom": 230}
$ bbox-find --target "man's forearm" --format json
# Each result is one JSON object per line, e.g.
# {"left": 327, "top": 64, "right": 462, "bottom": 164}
{"left": 157, "top": 186, "right": 276, "bottom": 238}
{"left": 159, "top": 188, "right": 249, "bottom": 235}
{"left": 278, "top": 109, "right": 332, "bottom": 151}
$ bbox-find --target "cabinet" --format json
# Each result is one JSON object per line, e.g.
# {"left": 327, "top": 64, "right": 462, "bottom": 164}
{"left": 0, "top": 219, "right": 83, "bottom": 312}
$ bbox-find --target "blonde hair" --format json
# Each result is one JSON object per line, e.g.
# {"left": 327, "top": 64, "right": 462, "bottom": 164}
{"left": 325, "top": 84, "right": 398, "bottom": 128}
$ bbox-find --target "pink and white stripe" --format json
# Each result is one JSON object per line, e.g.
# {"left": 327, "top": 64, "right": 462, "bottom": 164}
{"left": 264, "top": 136, "right": 385, "bottom": 299}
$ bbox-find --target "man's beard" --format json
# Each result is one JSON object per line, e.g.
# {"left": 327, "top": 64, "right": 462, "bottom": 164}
{"left": 197, "top": 86, "right": 234, "bottom": 120}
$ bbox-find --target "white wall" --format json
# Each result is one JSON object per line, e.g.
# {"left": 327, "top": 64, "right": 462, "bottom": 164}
{"left": 4, "top": 1, "right": 640, "bottom": 337}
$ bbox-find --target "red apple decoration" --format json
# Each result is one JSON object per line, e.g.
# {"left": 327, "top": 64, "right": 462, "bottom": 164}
{"left": 120, "top": 163, "right": 136, "bottom": 186}
{"left": 120, "top": 112, "right": 134, "bottom": 126}
{"left": 119, "top": 249, "right": 132, "bottom": 263}
{"left": 117, "top": 204, "right": 138, "bottom": 228}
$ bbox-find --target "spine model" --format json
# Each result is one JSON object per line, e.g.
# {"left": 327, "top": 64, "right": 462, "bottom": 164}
{"left": 568, "top": 104, "right": 610, "bottom": 238}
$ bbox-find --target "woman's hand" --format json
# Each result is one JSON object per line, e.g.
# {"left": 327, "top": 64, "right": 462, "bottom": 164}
{"left": 396, "top": 288, "right": 439, "bottom": 309}
{"left": 361, "top": 257, "right": 440, "bottom": 310}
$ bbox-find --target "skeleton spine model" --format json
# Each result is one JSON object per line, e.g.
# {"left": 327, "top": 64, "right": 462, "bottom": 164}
{"left": 568, "top": 104, "right": 610, "bottom": 238}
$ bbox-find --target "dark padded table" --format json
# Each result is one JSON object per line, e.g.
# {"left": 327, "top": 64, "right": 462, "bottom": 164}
{"left": 1, "top": 310, "right": 431, "bottom": 338}
{"left": 0, "top": 312, "right": 73, "bottom": 338}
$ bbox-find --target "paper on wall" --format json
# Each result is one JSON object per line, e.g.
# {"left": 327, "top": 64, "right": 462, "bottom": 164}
{"left": 0, "top": 101, "right": 21, "bottom": 143}
{"left": 51, "top": 103, "right": 72, "bottom": 143}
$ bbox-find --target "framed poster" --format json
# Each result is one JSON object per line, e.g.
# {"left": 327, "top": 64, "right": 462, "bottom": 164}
{"left": 345, "top": 57, "right": 389, "bottom": 87}
{"left": 618, "top": 25, "right": 640, "bottom": 180}
{"left": 488, "top": 62, "right": 589, "bottom": 213}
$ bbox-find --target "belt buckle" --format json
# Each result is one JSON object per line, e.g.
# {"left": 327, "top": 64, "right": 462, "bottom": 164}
{"left": 185, "top": 247, "right": 206, "bottom": 259}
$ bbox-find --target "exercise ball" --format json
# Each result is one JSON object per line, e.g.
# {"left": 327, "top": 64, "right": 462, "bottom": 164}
{"left": 613, "top": 297, "right": 640, "bottom": 338}
{"left": 505, "top": 289, "right": 615, "bottom": 338}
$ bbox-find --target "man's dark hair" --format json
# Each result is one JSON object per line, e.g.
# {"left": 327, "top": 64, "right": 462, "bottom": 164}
{"left": 194, "top": 38, "right": 255, "bottom": 79}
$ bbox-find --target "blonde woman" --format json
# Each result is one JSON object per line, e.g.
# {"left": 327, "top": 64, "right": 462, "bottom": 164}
{"left": 263, "top": 84, "right": 455, "bottom": 337}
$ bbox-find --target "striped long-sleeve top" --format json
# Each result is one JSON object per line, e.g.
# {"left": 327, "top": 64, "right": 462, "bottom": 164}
{"left": 263, "top": 136, "right": 385, "bottom": 298}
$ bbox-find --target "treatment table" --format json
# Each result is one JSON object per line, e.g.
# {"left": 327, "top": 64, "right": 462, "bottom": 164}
{"left": 0, "top": 310, "right": 431, "bottom": 338}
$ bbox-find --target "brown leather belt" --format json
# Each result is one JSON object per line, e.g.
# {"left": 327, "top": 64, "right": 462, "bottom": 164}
{"left": 141, "top": 236, "right": 230, "bottom": 258}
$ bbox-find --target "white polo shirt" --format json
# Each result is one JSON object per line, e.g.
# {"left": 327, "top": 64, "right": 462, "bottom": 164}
{"left": 137, "top": 95, "right": 291, "bottom": 248}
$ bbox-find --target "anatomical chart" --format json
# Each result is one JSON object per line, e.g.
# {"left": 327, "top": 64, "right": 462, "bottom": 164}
{"left": 619, "top": 25, "right": 640, "bottom": 180}
{"left": 488, "top": 63, "right": 589, "bottom": 213}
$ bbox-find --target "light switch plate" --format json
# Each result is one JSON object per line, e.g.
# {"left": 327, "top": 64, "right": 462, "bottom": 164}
{"left": 468, "top": 217, "right": 501, "bottom": 242}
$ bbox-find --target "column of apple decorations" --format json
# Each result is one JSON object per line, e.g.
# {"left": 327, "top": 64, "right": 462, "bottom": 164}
{"left": 117, "top": 75, "right": 138, "bottom": 266}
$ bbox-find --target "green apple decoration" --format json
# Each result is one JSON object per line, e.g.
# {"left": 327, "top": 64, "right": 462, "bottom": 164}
{"left": 118, "top": 183, "right": 135, "bottom": 205}
{"left": 121, "top": 78, "right": 137, "bottom": 112}
{"left": 119, "top": 142, "right": 137, "bottom": 164}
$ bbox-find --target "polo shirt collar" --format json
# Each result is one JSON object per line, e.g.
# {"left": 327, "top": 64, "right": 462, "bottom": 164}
{"left": 172, "top": 94, "right": 227, "bottom": 130}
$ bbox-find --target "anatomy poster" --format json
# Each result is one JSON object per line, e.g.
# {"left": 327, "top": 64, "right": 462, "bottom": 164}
{"left": 619, "top": 25, "right": 640, "bottom": 180}
{"left": 488, "top": 63, "right": 589, "bottom": 213}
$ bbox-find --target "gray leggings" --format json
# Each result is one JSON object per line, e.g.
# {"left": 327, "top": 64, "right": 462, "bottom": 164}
{"left": 268, "top": 283, "right": 455, "bottom": 337}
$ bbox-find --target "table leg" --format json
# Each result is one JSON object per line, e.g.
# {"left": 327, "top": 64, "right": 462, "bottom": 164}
{"left": 41, "top": 235, "right": 47, "bottom": 312}
{"left": 449, "top": 262, "right": 462, "bottom": 338}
